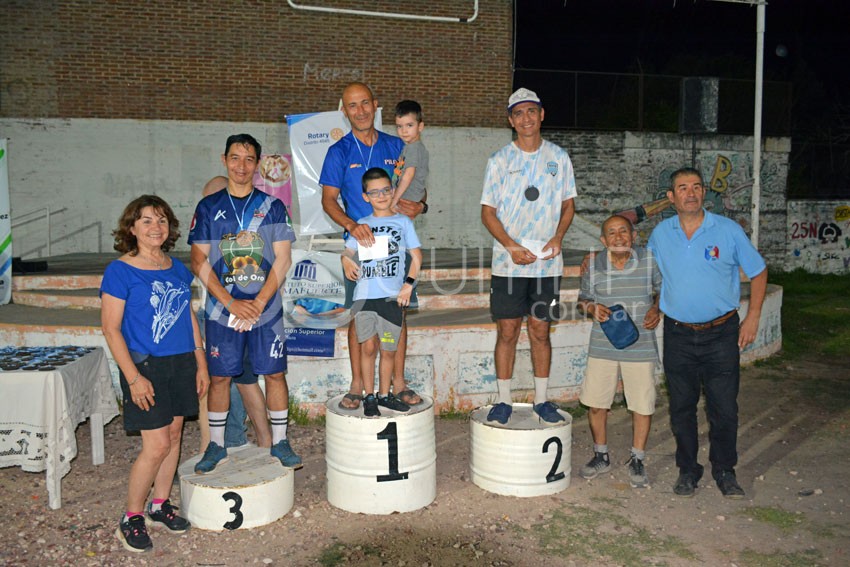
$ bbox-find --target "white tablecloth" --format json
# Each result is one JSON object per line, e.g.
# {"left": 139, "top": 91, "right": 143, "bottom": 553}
{"left": 0, "top": 347, "right": 119, "bottom": 508}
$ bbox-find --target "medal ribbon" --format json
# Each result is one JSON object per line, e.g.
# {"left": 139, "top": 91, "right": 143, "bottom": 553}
{"left": 226, "top": 188, "right": 255, "bottom": 231}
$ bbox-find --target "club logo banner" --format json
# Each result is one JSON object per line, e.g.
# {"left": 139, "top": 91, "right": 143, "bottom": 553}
{"left": 286, "top": 109, "right": 383, "bottom": 236}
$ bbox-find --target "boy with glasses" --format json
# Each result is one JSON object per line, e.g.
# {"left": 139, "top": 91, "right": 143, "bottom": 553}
{"left": 341, "top": 168, "right": 422, "bottom": 416}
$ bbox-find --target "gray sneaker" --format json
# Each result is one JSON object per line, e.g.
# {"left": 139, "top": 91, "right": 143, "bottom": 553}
{"left": 580, "top": 451, "right": 611, "bottom": 479}
{"left": 626, "top": 455, "right": 648, "bottom": 488}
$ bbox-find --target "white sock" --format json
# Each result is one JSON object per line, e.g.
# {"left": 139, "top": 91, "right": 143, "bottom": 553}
{"left": 269, "top": 409, "right": 289, "bottom": 443}
{"left": 208, "top": 411, "right": 227, "bottom": 446}
{"left": 534, "top": 377, "right": 549, "bottom": 405}
{"left": 497, "top": 379, "right": 512, "bottom": 405}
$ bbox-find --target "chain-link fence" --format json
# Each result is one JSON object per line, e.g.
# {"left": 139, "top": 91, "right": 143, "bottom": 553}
{"left": 514, "top": 69, "right": 791, "bottom": 136}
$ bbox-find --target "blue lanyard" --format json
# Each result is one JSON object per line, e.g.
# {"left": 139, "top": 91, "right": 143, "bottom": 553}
{"left": 226, "top": 188, "right": 255, "bottom": 231}
{"left": 354, "top": 134, "right": 375, "bottom": 169}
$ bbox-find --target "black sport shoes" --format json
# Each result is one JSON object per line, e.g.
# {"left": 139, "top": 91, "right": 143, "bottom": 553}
{"left": 377, "top": 393, "right": 410, "bottom": 412}
{"left": 363, "top": 393, "right": 380, "bottom": 417}
{"left": 674, "top": 467, "right": 704, "bottom": 497}
{"left": 116, "top": 514, "right": 152, "bottom": 553}
{"left": 147, "top": 499, "right": 190, "bottom": 533}
{"left": 715, "top": 470, "right": 745, "bottom": 499}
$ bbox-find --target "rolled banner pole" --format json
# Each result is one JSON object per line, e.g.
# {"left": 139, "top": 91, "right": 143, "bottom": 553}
{"left": 0, "top": 139, "right": 11, "bottom": 305}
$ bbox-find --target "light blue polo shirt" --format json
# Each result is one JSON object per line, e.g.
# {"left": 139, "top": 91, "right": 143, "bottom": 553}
{"left": 647, "top": 210, "right": 765, "bottom": 324}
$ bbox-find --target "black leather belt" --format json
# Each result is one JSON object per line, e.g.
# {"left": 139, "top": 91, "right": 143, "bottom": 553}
{"left": 668, "top": 310, "right": 736, "bottom": 331}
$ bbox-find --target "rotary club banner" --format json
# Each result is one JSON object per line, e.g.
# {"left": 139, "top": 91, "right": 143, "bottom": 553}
{"left": 286, "top": 108, "right": 383, "bottom": 236}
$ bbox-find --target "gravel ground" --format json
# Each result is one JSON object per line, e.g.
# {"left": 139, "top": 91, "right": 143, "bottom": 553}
{"left": 1, "top": 356, "right": 848, "bottom": 567}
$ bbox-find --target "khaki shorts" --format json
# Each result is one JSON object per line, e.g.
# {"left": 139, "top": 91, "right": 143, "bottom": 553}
{"left": 579, "top": 357, "right": 656, "bottom": 415}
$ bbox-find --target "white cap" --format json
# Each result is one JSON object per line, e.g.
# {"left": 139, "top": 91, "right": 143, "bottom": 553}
{"left": 508, "top": 87, "right": 541, "bottom": 111}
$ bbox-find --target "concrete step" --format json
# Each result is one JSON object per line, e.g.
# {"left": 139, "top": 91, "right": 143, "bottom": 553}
{"left": 12, "top": 276, "right": 583, "bottom": 311}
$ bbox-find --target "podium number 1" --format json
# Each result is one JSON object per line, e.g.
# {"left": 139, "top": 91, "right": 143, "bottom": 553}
{"left": 543, "top": 437, "right": 565, "bottom": 483}
{"left": 376, "top": 422, "right": 409, "bottom": 482}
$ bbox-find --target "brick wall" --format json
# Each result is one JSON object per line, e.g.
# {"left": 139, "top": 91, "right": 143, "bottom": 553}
{"left": 0, "top": 0, "right": 512, "bottom": 126}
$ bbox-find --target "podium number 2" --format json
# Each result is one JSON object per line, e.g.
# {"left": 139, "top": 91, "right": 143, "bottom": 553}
{"left": 222, "top": 491, "right": 244, "bottom": 530}
{"left": 543, "top": 437, "right": 565, "bottom": 483}
{"left": 376, "top": 422, "right": 409, "bottom": 482}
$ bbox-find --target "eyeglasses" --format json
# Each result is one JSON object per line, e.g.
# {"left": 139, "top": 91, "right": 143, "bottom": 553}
{"left": 366, "top": 187, "right": 393, "bottom": 197}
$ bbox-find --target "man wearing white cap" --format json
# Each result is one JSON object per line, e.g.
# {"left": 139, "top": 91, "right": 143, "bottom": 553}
{"left": 480, "top": 88, "right": 577, "bottom": 424}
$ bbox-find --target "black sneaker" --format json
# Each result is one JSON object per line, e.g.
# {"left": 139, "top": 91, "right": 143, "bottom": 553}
{"left": 579, "top": 451, "right": 611, "bottom": 479}
{"left": 715, "top": 470, "right": 745, "bottom": 499}
{"left": 116, "top": 515, "right": 152, "bottom": 553}
{"left": 626, "top": 455, "right": 648, "bottom": 488}
{"left": 363, "top": 393, "right": 380, "bottom": 417}
{"left": 377, "top": 393, "right": 410, "bottom": 412}
{"left": 147, "top": 499, "right": 190, "bottom": 533}
{"left": 673, "top": 468, "right": 703, "bottom": 497}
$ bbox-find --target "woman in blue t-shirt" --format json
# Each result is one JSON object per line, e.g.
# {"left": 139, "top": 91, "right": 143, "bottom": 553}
{"left": 100, "top": 195, "right": 209, "bottom": 553}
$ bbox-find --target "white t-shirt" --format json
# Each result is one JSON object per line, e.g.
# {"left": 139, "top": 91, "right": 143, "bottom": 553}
{"left": 481, "top": 140, "right": 577, "bottom": 277}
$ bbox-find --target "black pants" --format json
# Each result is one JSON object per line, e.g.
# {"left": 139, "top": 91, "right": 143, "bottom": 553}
{"left": 663, "top": 313, "right": 740, "bottom": 479}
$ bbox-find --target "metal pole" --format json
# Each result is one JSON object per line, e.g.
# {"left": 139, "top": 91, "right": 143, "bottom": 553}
{"left": 751, "top": 3, "right": 765, "bottom": 247}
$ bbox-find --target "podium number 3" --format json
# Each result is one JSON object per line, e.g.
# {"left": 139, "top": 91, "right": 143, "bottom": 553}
{"left": 376, "top": 422, "right": 409, "bottom": 482}
{"left": 222, "top": 491, "right": 244, "bottom": 530}
{"left": 543, "top": 437, "right": 565, "bottom": 483}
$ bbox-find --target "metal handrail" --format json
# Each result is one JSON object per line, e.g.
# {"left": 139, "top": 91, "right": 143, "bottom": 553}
{"left": 11, "top": 206, "right": 52, "bottom": 257}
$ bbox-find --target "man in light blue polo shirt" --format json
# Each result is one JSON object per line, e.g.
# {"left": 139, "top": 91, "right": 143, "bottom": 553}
{"left": 648, "top": 166, "right": 766, "bottom": 499}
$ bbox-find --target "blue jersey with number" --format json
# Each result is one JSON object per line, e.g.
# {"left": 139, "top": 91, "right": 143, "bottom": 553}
{"left": 188, "top": 188, "right": 295, "bottom": 317}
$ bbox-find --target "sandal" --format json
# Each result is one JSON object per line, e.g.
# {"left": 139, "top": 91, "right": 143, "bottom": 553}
{"left": 395, "top": 389, "right": 422, "bottom": 406}
{"left": 338, "top": 392, "right": 363, "bottom": 410}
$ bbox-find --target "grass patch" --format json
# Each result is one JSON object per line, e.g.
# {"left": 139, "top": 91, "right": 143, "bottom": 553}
{"left": 317, "top": 543, "right": 381, "bottom": 566}
{"left": 741, "top": 506, "right": 803, "bottom": 531}
{"left": 288, "top": 397, "right": 325, "bottom": 426}
{"left": 529, "top": 506, "right": 696, "bottom": 566}
{"left": 561, "top": 402, "right": 587, "bottom": 419}
{"left": 768, "top": 269, "right": 850, "bottom": 361}
{"left": 737, "top": 548, "right": 824, "bottom": 567}
{"left": 439, "top": 406, "right": 471, "bottom": 420}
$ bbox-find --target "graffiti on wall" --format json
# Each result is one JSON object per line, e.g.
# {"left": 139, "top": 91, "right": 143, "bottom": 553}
{"left": 787, "top": 201, "right": 850, "bottom": 274}
{"left": 612, "top": 155, "right": 754, "bottom": 239}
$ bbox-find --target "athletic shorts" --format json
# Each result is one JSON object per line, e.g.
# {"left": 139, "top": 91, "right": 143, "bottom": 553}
{"left": 354, "top": 298, "right": 403, "bottom": 351}
{"left": 344, "top": 252, "right": 418, "bottom": 309}
{"left": 205, "top": 308, "right": 287, "bottom": 377}
{"left": 489, "top": 275, "right": 562, "bottom": 321}
{"left": 121, "top": 352, "right": 199, "bottom": 431}
{"left": 579, "top": 357, "right": 656, "bottom": 415}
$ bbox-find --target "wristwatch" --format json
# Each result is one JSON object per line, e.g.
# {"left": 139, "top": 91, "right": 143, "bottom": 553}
{"left": 419, "top": 201, "right": 429, "bottom": 214}
{"left": 405, "top": 276, "right": 416, "bottom": 285}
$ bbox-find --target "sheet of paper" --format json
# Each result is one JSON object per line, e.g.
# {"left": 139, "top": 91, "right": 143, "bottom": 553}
{"left": 521, "top": 238, "right": 550, "bottom": 259}
{"left": 358, "top": 235, "right": 390, "bottom": 261}
{"left": 228, "top": 313, "right": 253, "bottom": 331}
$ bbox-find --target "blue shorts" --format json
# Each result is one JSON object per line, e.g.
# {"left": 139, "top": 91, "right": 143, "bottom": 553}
{"left": 205, "top": 308, "right": 287, "bottom": 377}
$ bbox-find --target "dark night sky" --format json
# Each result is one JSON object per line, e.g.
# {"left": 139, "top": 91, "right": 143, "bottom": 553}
{"left": 515, "top": 0, "right": 848, "bottom": 92}
{"left": 514, "top": 0, "right": 850, "bottom": 196}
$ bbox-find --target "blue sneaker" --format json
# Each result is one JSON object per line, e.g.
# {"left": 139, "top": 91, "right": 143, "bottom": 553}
{"left": 533, "top": 401, "right": 565, "bottom": 423}
{"left": 271, "top": 439, "right": 303, "bottom": 469}
{"left": 486, "top": 402, "right": 512, "bottom": 424}
{"left": 194, "top": 441, "right": 227, "bottom": 474}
